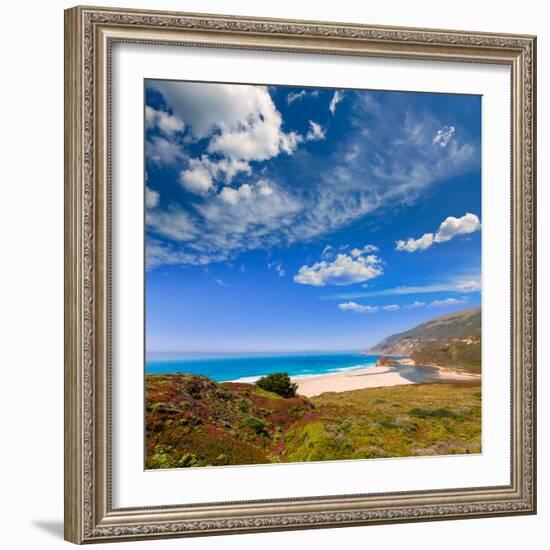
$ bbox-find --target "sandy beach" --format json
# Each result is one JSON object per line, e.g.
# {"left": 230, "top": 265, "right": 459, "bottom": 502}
{"left": 429, "top": 364, "right": 481, "bottom": 381}
{"left": 294, "top": 366, "right": 411, "bottom": 397}
{"left": 294, "top": 363, "right": 480, "bottom": 398}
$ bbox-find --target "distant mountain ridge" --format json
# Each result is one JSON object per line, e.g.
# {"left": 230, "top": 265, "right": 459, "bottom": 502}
{"left": 369, "top": 307, "right": 481, "bottom": 372}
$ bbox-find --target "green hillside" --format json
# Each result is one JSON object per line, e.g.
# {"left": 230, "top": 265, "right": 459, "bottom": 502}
{"left": 369, "top": 307, "right": 481, "bottom": 372}
{"left": 146, "top": 373, "right": 481, "bottom": 469}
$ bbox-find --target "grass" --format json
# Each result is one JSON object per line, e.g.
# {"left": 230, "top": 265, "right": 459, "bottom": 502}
{"left": 146, "top": 374, "right": 481, "bottom": 469}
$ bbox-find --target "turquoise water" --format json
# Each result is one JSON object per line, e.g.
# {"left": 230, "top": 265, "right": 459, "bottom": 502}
{"left": 145, "top": 352, "right": 381, "bottom": 382}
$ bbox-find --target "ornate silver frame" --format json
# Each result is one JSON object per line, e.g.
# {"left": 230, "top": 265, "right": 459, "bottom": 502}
{"left": 64, "top": 5, "right": 537, "bottom": 544}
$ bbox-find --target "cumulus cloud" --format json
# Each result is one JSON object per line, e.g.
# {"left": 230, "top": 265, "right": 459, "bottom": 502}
{"left": 208, "top": 117, "right": 301, "bottom": 162}
{"left": 434, "top": 213, "right": 481, "bottom": 243}
{"left": 338, "top": 302, "right": 378, "bottom": 313}
{"left": 151, "top": 81, "right": 268, "bottom": 139}
{"left": 219, "top": 180, "right": 273, "bottom": 205}
{"left": 383, "top": 304, "right": 400, "bottom": 311}
{"left": 179, "top": 156, "right": 252, "bottom": 195}
{"left": 145, "top": 186, "right": 160, "bottom": 209}
{"left": 145, "top": 106, "right": 186, "bottom": 166}
{"left": 396, "top": 233, "right": 434, "bottom": 252}
{"left": 294, "top": 250, "right": 383, "bottom": 287}
{"left": 150, "top": 81, "right": 301, "bottom": 164}
{"left": 429, "top": 297, "right": 466, "bottom": 308}
{"left": 145, "top": 105, "right": 184, "bottom": 135}
{"left": 433, "top": 125, "right": 456, "bottom": 147}
{"left": 179, "top": 159, "right": 214, "bottom": 195}
{"left": 305, "top": 120, "right": 326, "bottom": 141}
{"left": 215, "top": 158, "right": 252, "bottom": 182}
{"left": 396, "top": 213, "right": 480, "bottom": 252}
{"left": 329, "top": 91, "right": 343, "bottom": 114}
{"left": 219, "top": 183, "right": 252, "bottom": 204}
{"left": 146, "top": 136, "right": 186, "bottom": 165}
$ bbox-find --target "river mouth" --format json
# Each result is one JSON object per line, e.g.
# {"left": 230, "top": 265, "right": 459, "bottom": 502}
{"left": 392, "top": 364, "right": 479, "bottom": 384}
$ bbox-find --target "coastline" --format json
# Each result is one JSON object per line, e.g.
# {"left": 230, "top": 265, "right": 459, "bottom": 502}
{"left": 293, "top": 360, "right": 480, "bottom": 398}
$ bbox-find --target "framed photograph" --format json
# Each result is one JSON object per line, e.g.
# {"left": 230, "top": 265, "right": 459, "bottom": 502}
{"left": 64, "top": 5, "right": 537, "bottom": 544}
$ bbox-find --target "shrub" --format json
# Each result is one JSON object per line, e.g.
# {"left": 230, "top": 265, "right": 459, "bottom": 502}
{"left": 237, "top": 398, "right": 249, "bottom": 412}
{"left": 244, "top": 416, "right": 267, "bottom": 435}
{"left": 178, "top": 452, "right": 198, "bottom": 467}
{"left": 256, "top": 372, "right": 297, "bottom": 398}
{"left": 409, "top": 407, "right": 458, "bottom": 419}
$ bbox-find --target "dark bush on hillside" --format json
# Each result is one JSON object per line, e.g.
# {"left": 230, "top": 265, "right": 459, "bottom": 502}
{"left": 256, "top": 372, "right": 298, "bottom": 398}
{"left": 244, "top": 416, "right": 266, "bottom": 435}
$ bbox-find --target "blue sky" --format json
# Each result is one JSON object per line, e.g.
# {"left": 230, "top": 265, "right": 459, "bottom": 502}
{"left": 145, "top": 80, "right": 481, "bottom": 353}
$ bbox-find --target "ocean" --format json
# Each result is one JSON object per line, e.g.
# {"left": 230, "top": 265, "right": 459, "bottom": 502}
{"left": 145, "top": 352, "right": 381, "bottom": 383}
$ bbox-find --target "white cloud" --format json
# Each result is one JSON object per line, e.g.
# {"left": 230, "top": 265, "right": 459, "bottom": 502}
{"left": 257, "top": 179, "right": 274, "bottom": 197}
{"left": 146, "top": 136, "right": 186, "bottom": 165}
{"left": 145, "top": 105, "right": 184, "bottom": 135}
{"left": 396, "top": 233, "right": 434, "bottom": 252}
{"left": 305, "top": 120, "right": 326, "bottom": 141}
{"left": 146, "top": 239, "right": 187, "bottom": 269}
{"left": 179, "top": 156, "right": 252, "bottom": 195}
{"left": 216, "top": 158, "right": 252, "bottom": 182}
{"left": 145, "top": 186, "right": 160, "bottom": 209}
{"left": 146, "top": 207, "right": 198, "bottom": 242}
{"left": 146, "top": 88, "right": 480, "bottom": 269}
{"left": 179, "top": 159, "right": 214, "bottom": 195}
{"left": 219, "top": 183, "right": 253, "bottom": 205}
{"left": 208, "top": 119, "right": 302, "bottom": 162}
{"left": 219, "top": 180, "right": 274, "bottom": 205}
{"left": 329, "top": 91, "right": 343, "bottom": 114}
{"left": 396, "top": 213, "right": 480, "bottom": 252}
{"left": 351, "top": 244, "right": 379, "bottom": 257}
{"left": 151, "top": 81, "right": 269, "bottom": 139}
{"left": 337, "top": 302, "right": 400, "bottom": 313}
{"left": 457, "top": 280, "right": 481, "bottom": 292}
{"left": 406, "top": 301, "right": 427, "bottom": 309}
{"left": 433, "top": 125, "right": 456, "bottom": 147}
{"left": 434, "top": 212, "right": 481, "bottom": 243}
{"left": 287, "top": 90, "right": 307, "bottom": 104}
{"left": 321, "top": 274, "right": 482, "bottom": 301}
{"left": 338, "top": 302, "right": 378, "bottom": 313}
{"left": 429, "top": 297, "right": 466, "bottom": 308}
{"left": 294, "top": 251, "right": 383, "bottom": 287}
{"left": 174, "top": 181, "right": 302, "bottom": 265}
{"left": 151, "top": 81, "right": 302, "bottom": 164}
{"left": 287, "top": 90, "right": 319, "bottom": 105}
